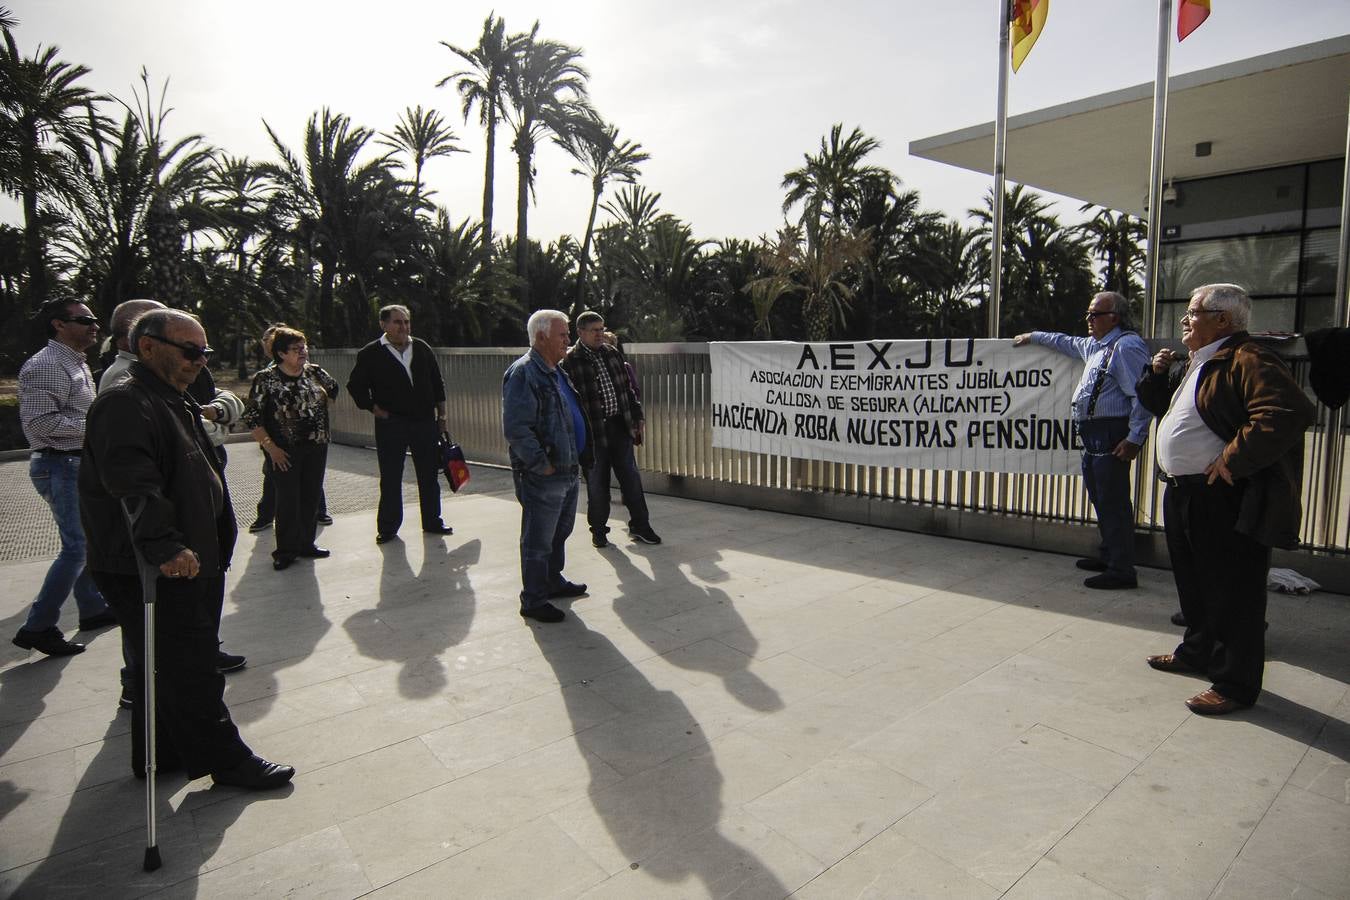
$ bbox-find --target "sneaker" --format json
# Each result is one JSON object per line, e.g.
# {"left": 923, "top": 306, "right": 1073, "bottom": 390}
{"left": 248, "top": 519, "right": 272, "bottom": 533}
{"left": 216, "top": 650, "right": 247, "bottom": 674}
{"left": 316, "top": 514, "right": 333, "bottom": 526}
{"left": 520, "top": 603, "right": 565, "bottom": 623}
{"left": 12, "top": 627, "right": 85, "bottom": 657}
{"left": 629, "top": 525, "right": 662, "bottom": 545}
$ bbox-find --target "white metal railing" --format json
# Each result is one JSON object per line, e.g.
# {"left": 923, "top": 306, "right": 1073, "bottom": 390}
{"left": 313, "top": 341, "right": 1348, "bottom": 560}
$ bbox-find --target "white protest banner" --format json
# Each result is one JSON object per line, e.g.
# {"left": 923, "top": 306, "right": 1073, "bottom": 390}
{"left": 710, "top": 339, "right": 1085, "bottom": 474}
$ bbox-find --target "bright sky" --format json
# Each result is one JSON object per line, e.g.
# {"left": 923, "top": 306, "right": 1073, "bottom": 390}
{"left": 5, "top": 1, "right": 1349, "bottom": 244}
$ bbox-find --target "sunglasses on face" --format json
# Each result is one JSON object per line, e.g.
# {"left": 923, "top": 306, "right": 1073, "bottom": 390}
{"left": 60, "top": 315, "right": 99, "bottom": 327}
{"left": 1084, "top": 311, "right": 1117, "bottom": 320}
{"left": 147, "top": 332, "right": 213, "bottom": 362}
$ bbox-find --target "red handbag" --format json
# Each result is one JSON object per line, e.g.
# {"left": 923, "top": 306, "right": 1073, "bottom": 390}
{"left": 439, "top": 434, "right": 470, "bottom": 492}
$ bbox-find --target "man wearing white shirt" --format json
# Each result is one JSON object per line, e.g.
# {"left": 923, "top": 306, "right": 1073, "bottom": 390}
{"left": 346, "top": 305, "right": 453, "bottom": 543}
{"left": 1136, "top": 284, "right": 1314, "bottom": 716}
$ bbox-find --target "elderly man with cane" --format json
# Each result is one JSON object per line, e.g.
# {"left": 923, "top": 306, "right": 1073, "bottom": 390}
{"left": 80, "top": 309, "right": 294, "bottom": 803}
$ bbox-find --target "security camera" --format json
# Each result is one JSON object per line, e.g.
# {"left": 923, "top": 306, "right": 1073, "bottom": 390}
{"left": 1163, "top": 180, "right": 1179, "bottom": 205}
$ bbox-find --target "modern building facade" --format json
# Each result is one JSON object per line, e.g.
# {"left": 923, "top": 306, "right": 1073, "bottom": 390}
{"left": 909, "top": 35, "right": 1349, "bottom": 337}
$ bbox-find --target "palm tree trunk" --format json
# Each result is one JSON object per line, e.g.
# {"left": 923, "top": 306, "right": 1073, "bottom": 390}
{"left": 481, "top": 104, "right": 496, "bottom": 261}
{"left": 319, "top": 259, "right": 336, "bottom": 344}
{"left": 21, "top": 182, "right": 47, "bottom": 307}
{"left": 573, "top": 186, "right": 601, "bottom": 317}
{"left": 515, "top": 143, "right": 531, "bottom": 305}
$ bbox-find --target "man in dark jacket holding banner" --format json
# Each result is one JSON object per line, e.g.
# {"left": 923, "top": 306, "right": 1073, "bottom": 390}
{"left": 80, "top": 309, "right": 293, "bottom": 789}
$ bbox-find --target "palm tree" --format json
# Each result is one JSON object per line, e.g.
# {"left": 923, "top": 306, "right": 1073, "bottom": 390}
{"left": 746, "top": 224, "right": 871, "bottom": 341}
{"left": 261, "top": 109, "right": 393, "bottom": 342}
{"left": 782, "top": 124, "right": 890, "bottom": 235}
{"left": 378, "top": 105, "right": 464, "bottom": 214}
{"left": 500, "top": 24, "right": 592, "bottom": 301}
{"left": 0, "top": 24, "right": 102, "bottom": 305}
{"left": 1077, "top": 203, "right": 1146, "bottom": 297}
{"left": 439, "top": 14, "right": 519, "bottom": 262}
{"left": 203, "top": 154, "right": 273, "bottom": 373}
{"left": 556, "top": 119, "right": 648, "bottom": 315}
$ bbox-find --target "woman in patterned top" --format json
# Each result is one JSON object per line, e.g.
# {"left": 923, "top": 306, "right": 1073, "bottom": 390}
{"left": 243, "top": 327, "right": 340, "bottom": 570}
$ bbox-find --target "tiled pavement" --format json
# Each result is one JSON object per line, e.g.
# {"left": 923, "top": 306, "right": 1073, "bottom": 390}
{"left": 0, "top": 446, "right": 1347, "bottom": 898}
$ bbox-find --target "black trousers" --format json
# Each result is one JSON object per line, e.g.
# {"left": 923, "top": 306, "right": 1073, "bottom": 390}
{"left": 256, "top": 450, "right": 327, "bottom": 523}
{"left": 274, "top": 442, "right": 327, "bottom": 560}
{"left": 1164, "top": 479, "right": 1271, "bottom": 705}
{"left": 585, "top": 416, "right": 650, "bottom": 536}
{"left": 374, "top": 415, "right": 442, "bottom": 535}
{"left": 94, "top": 571, "right": 250, "bottom": 778}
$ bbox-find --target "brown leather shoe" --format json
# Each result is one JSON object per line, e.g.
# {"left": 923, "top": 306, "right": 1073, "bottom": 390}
{"left": 1185, "top": 688, "right": 1250, "bottom": 716}
{"left": 1146, "top": 653, "right": 1201, "bottom": 675}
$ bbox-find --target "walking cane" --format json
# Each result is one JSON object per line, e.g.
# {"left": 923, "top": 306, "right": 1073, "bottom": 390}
{"left": 120, "top": 496, "right": 163, "bottom": 872}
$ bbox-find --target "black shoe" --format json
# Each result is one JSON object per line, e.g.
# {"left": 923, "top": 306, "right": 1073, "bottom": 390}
{"left": 248, "top": 519, "right": 272, "bottom": 534}
{"left": 12, "top": 627, "right": 85, "bottom": 657}
{"left": 549, "top": 581, "right": 588, "bottom": 599}
{"left": 629, "top": 526, "right": 662, "bottom": 545}
{"left": 298, "top": 546, "right": 331, "bottom": 559}
{"left": 79, "top": 610, "right": 119, "bottom": 631}
{"left": 272, "top": 556, "right": 294, "bottom": 571}
{"left": 119, "top": 685, "right": 135, "bottom": 710}
{"left": 520, "top": 603, "right": 565, "bottom": 623}
{"left": 1084, "top": 573, "right": 1137, "bottom": 590}
{"left": 1075, "top": 558, "right": 1108, "bottom": 572}
{"left": 375, "top": 533, "right": 396, "bottom": 545}
{"left": 591, "top": 532, "right": 609, "bottom": 548}
{"left": 212, "top": 754, "right": 295, "bottom": 790}
{"left": 423, "top": 523, "right": 454, "bottom": 535}
{"left": 1171, "top": 611, "right": 1187, "bottom": 627}
{"left": 216, "top": 650, "right": 247, "bottom": 674}
{"left": 316, "top": 514, "right": 333, "bottom": 526}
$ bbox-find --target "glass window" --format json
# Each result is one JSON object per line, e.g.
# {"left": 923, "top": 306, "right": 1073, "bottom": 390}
{"left": 1301, "top": 295, "right": 1338, "bottom": 333}
{"left": 1159, "top": 234, "right": 1301, "bottom": 301}
{"left": 1160, "top": 166, "right": 1305, "bottom": 239}
{"left": 1301, "top": 228, "right": 1340, "bottom": 295}
{"left": 1250, "top": 297, "right": 1297, "bottom": 334}
{"left": 1306, "top": 160, "right": 1344, "bottom": 229}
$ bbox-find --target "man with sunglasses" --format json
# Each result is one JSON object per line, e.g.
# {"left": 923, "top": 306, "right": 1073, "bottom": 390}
{"left": 1014, "top": 292, "right": 1152, "bottom": 589}
{"left": 80, "top": 310, "right": 294, "bottom": 788}
{"left": 11, "top": 299, "right": 116, "bottom": 657}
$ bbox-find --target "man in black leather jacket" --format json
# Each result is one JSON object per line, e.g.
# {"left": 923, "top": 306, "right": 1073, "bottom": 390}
{"left": 80, "top": 309, "right": 294, "bottom": 789}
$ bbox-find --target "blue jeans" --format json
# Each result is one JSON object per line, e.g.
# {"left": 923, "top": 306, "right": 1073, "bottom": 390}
{"left": 585, "top": 416, "right": 650, "bottom": 536}
{"left": 1078, "top": 417, "right": 1136, "bottom": 578}
{"left": 513, "top": 469, "right": 578, "bottom": 611}
{"left": 24, "top": 453, "right": 107, "bottom": 632}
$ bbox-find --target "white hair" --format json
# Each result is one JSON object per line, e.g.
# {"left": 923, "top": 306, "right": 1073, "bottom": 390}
{"left": 1192, "top": 283, "right": 1251, "bottom": 330}
{"left": 526, "top": 309, "right": 569, "bottom": 344}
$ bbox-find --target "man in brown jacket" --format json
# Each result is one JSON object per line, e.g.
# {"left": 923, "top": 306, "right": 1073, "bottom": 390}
{"left": 1137, "top": 284, "right": 1315, "bottom": 716}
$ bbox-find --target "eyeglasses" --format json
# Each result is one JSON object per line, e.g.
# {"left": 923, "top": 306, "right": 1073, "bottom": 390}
{"left": 1083, "top": 311, "right": 1117, "bottom": 320}
{"left": 146, "top": 332, "right": 213, "bottom": 362}
{"left": 60, "top": 315, "right": 99, "bottom": 327}
{"left": 1180, "top": 308, "right": 1222, "bottom": 323}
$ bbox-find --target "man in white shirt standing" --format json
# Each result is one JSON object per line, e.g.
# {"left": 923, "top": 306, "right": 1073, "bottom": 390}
{"left": 1136, "top": 284, "right": 1314, "bottom": 716}
{"left": 346, "top": 305, "right": 453, "bottom": 544}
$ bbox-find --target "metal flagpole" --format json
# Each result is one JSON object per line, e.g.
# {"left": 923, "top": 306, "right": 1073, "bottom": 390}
{"left": 1142, "top": 0, "right": 1173, "bottom": 339}
{"left": 990, "top": 0, "right": 1012, "bottom": 338}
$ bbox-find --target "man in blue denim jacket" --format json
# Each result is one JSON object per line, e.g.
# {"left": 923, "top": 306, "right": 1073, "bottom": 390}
{"left": 503, "top": 310, "right": 593, "bottom": 623}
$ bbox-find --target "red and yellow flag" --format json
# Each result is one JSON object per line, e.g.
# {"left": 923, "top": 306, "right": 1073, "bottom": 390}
{"left": 1010, "top": 0, "right": 1049, "bottom": 72}
{"left": 1178, "top": 0, "right": 1210, "bottom": 41}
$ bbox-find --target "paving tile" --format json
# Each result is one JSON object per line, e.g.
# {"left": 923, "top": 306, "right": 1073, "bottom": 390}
{"left": 895, "top": 749, "right": 1105, "bottom": 892}
{"left": 1233, "top": 786, "right": 1350, "bottom": 897}
{"left": 744, "top": 750, "right": 930, "bottom": 866}
{"left": 162, "top": 825, "right": 372, "bottom": 899}
{"left": 1286, "top": 714, "right": 1350, "bottom": 805}
{"left": 1001, "top": 856, "right": 1127, "bottom": 899}
{"left": 793, "top": 828, "right": 999, "bottom": 899}
{"left": 1210, "top": 857, "right": 1340, "bottom": 900}
{"left": 365, "top": 817, "right": 606, "bottom": 899}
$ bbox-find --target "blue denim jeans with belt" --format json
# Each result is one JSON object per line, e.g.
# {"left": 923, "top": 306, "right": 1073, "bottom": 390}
{"left": 512, "top": 468, "right": 578, "bottom": 611}
{"left": 24, "top": 452, "right": 108, "bottom": 632}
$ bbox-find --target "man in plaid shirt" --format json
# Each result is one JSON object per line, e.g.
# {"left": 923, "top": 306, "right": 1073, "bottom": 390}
{"left": 561, "top": 311, "right": 661, "bottom": 548}
{"left": 11, "top": 299, "right": 117, "bottom": 657}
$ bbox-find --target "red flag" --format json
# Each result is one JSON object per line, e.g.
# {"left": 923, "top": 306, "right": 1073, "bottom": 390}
{"left": 1178, "top": 0, "right": 1210, "bottom": 41}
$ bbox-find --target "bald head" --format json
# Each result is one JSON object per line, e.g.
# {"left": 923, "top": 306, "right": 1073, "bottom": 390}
{"left": 110, "top": 299, "right": 167, "bottom": 350}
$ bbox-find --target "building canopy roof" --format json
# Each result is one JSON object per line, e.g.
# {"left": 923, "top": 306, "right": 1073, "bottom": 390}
{"left": 909, "top": 36, "right": 1350, "bottom": 216}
